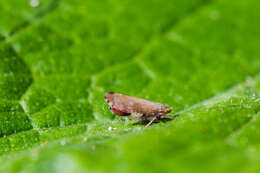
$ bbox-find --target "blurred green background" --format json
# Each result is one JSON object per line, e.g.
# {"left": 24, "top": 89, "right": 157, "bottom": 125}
{"left": 0, "top": 0, "right": 260, "bottom": 172}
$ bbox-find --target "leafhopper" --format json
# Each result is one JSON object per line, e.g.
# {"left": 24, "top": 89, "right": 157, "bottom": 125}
{"left": 104, "top": 92, "right": 177, "bottom": 128}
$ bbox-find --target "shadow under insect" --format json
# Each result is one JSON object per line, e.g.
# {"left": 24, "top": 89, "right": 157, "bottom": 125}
{"left": 131, "top": 114, "right": 180, "bottom": 127}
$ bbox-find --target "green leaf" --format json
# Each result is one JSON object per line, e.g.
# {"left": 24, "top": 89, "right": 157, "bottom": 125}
{"left": 0, "top": 0, "right": 260, "bottom": 172}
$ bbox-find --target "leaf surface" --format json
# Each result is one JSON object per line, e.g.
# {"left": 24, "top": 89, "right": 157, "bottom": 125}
{"left": 0, "top": 0, "right": 260, "bottom": 172}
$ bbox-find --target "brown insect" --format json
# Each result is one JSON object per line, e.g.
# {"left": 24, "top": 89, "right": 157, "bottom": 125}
{"left": 104, "top": 92, "right": 177, "bottom": 128}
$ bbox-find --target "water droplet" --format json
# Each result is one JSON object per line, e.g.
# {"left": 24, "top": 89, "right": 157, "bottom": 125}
{"left": 60, "top": 140, "right": 66, "bottom": 146}
{"left": 30, "top": 0, "right": 40, "bottom": 7}
{"left": 82, "top": 137, "right": 88, "bottom": 142}
{"left": 56, "top": 98, "right": 61, "bottom": 102}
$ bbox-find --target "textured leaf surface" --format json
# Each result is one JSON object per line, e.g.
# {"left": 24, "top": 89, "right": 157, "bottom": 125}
{"left": 0, "top": 0, "right": 260, "bottom": 172}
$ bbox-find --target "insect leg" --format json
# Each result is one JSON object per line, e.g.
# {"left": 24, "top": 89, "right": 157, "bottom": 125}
{"left": 144, "top": 116, "right": 157, "bottom": 128}
{"left": 117, "top": 118, "right": 127, "bottom": 122}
